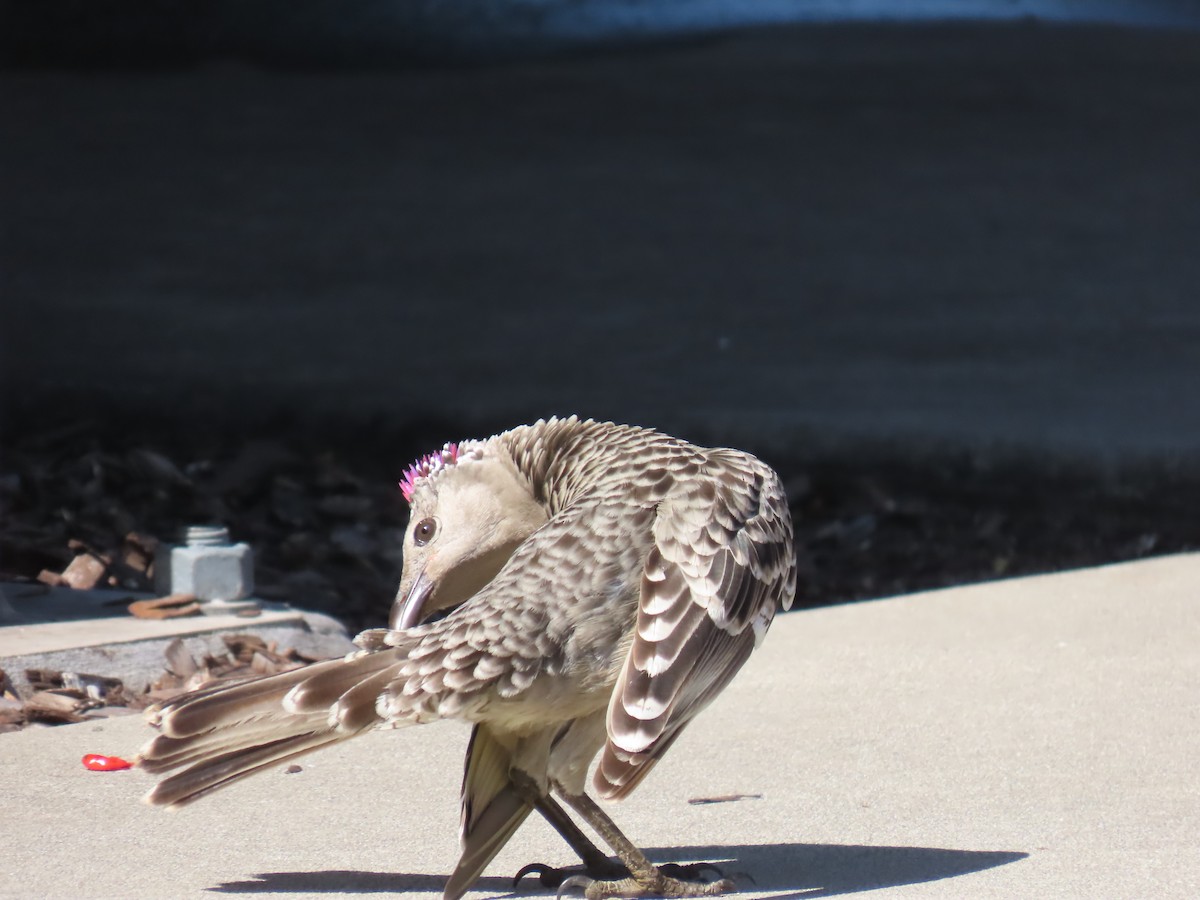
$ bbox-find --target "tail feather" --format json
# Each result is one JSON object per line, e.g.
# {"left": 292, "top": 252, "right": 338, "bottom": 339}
{"left": 284, "top": 655, "right": 395, "bottom": 714}
{"left": 138, "top": 715, "right": 326, "bottom": 774}
{"left": 137, "top": 650, "right": 403, "bottom": 809}
{"left": 333, "top": 666, "right": 400, "bottom": 732}
{"left": 443, "top": 724, "right": 533, "bottom": 900}
{"left": 144, "top": 730, "right": 341, "bottom": 808}
{"left": 151, "top": 659, "right": 341, "bottom": 737}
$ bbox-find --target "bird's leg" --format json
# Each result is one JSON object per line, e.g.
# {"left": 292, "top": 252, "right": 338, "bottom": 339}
{"left": 509, "top": 771, "right": 629, "bottom": 889}
{"left": 554, "top": 788, "right": 734, "bottom": 899}
{"left": 538, "top": 795, "right": 630, "bottom": 877}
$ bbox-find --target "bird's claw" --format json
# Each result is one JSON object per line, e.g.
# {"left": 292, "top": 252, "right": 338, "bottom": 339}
{"left": 551, "top": 868, "right": 735, "bottom": 898}
{"left": 516, "top": 862, "right": 583, "bottom": 890}
{"left": 514, "top": 859, "right": 630, "bottom": 890}
{"left": 514, "top": 862, "right": 554, "bottom": 888}
{"left": 557, "top": 874, "right": 594, "bottom": 899}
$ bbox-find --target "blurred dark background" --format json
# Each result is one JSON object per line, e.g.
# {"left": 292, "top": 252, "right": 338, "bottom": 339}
{"left": 3, "top": 1, "right": 1199, "bottom": 628}
{"left": 5, "top": 1, "right": 1200, "bottom": 65}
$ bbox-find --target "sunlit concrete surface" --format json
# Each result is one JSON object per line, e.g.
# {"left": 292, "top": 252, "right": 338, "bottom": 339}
{"left": 3, "top": 554, "right": 1197, "bottom": 898}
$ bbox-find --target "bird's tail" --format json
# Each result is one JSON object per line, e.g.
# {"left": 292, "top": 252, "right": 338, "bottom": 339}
{"left": 136, "top": 649, "right": 402, "bottom": 809}
{"left": 442, "top": 724, "right": 535, "bottom": 900}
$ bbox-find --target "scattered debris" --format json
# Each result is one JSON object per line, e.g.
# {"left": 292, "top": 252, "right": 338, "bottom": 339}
{"left": 57, "top": 549, "right": 109, "bottom": 590}
{"left": 33, "top": 533, "right": 160, "bottom": 593}
{"left": 163, "top": 637, "right": 198, "bottom": 679}
{"left": 0, "top": 696, "right": 23, "bottom": 731}
{"left": 82, "top": 753, "right": 133, "bottom": 772}
{"left": 17, "top": 667, "right": 136, "bottom": 726}
{"left": 139, "top": 634, "right": 323, "bottom": 705}
{"left": 24, "top": 690, "right": 90, "bottom": 724}
{"left": 0, "top": 669, "right": 22, "bottom": 731}
{"left": 0, "top": 667, "right": 16, "bottom": 698}
{"left": 0, "top": 672, "right": 24, "bottom": 734}
{"left": 128, "top": 593, "right": 201, "bottom": 620}
{"left": 47, "top": 669, "right": 128, "bottom": 702}
{"left": 121, "top": 532, "right": 160, "bottom": 578}
{"left": 1, "top": 635, "right": 329, "bottom": 733}
{"left": 687, "top": 793, "right": 763, "bottom": 805}
{"left": 1, "top": 431, "right": 418, "bottom": 629}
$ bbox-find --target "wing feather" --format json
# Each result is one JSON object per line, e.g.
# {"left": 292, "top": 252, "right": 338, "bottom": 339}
{"left": 596, "top": 453, "right": 795, "bottom": 799}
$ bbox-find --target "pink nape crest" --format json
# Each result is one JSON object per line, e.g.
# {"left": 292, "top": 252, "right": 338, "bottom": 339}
{"left": 399, "top": 443, "right": 460, "bottom": 503}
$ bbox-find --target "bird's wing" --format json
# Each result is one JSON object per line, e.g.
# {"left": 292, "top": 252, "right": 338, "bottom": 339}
{"left": 596, "top": 451, "right": 796, "bottom": 799}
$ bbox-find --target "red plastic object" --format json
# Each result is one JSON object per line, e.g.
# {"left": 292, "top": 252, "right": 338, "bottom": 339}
{"left": 82, "top": 753, "right": 132, "bottom": 772}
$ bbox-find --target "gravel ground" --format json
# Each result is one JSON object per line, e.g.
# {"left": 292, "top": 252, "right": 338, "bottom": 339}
{"left": 3, "top": 410, "right": 1197, "bottom": 634}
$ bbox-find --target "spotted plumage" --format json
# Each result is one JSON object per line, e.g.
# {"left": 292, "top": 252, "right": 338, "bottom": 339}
{"left": 137, "top": 417, "right": 796, "bottom": 899}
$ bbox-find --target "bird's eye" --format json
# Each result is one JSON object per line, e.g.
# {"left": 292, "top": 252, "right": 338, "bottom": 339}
{"left": 413, "top": 517, "right": 438, "bottom": 547}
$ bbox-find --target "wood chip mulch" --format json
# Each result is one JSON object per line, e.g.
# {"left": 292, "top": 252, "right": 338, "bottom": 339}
{"left": 2, "top": 414, "right": 1199, "bottom": 718}
{"left": 1, "top": 419, "right": 427, "bottom": 630}
{"left": 0, "top": 634, "right": 322, "bottom": 734}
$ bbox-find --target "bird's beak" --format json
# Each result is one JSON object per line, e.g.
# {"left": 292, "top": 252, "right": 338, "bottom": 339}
{"left": 393, "top": 569, "right": 435, "bottom": 630}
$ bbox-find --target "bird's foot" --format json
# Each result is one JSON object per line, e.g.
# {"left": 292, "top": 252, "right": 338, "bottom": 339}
{"left": 555, "top": 864, "right": 733, "bottom": 899}
{"left": 513, "top": 858, "right": 629, "bottom": 890}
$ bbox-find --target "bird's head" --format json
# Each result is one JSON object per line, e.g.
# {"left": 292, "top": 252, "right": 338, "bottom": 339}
{"left": 390, "top": 440, "right": 547, "bottom": 630}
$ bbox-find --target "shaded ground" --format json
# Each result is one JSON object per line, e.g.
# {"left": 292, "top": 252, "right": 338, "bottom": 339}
{"left": 3, "top": 411, "right": 1197, "bottom": 633}
{"left": 5, "top": 23, "right": 1200, "bottom": 459}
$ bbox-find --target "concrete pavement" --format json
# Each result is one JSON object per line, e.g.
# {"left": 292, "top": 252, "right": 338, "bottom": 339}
{"left": 3, "top": 553, "right": 1197, "bottom": 899}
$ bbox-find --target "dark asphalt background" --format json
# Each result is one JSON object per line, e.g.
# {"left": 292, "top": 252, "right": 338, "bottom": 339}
{"left": 3, "top": 23, "right": 1200, "bottom": 628}
{"left": 4, "top": 22, "right": 1200, "bottom": 462}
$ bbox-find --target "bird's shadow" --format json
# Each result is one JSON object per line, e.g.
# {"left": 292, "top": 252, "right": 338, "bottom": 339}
{"left": 207, "top": 841, "right": 1028, "bottom": 897}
